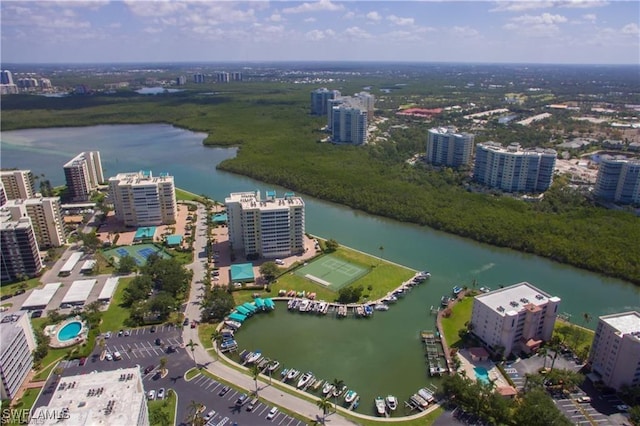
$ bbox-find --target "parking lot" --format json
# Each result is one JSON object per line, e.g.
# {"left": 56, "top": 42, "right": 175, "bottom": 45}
{"left": 102, "top": 325, "right": 183, "bottom": 360}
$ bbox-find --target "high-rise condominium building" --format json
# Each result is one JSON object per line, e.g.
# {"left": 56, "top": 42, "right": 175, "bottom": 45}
{"left": 193, "top": 73, "right": 205, "bottom": 83}
{"left": 0, "top": 212, "right": 43, "bottom": 283}
{"left": 588, "top": 311, "right": 640, "bottom": 391}
{"left": 471, "top": 282, "right": 561, "bottom": 356}
{"left": 473, "top": 142, "right": 557, "bottom": 193}
{"left": 594, "top": 156, "right": 640, "bottom": 205}
{"left": 225, "top": 190, "right": 305, "bottom": 259}
{"left": 216, "top": 72, "right": 230, "bottom": 83}
{"left": 0, "top": 170, "right": 35, "bottom": 200}
{"left": 0, "top": 182, "right": 6, "bottom": 207}
{"left": 331, "top": 102, "right": 368, "bottom": 145}
{"left": 355, "top": 91, "right": 375, "bottom": 121}
{"left": 109, "top": 171, "right": 177, "bottom": 227}
{"left": 31, "top": 367, "right": 150, "bottom": 426}
{"left": 3, "top": 197, "right": 65, "bottom": 248}
{"left": 0, "top": 312, "right": 36, "bottom": 400}
{"left": 63, "top": 151, "right": 104, "bottom": 202}
{"left": 0, "top": 70, "right": 14, "bottom": 85}
{"left": 426, "top": 127, "right": 475, "bottom": 168}
{"left": 310, "top": 88, "right": 341, "bottom": 116}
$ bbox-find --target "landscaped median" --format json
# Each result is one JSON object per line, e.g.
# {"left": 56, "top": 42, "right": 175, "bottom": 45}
{"left": 148, "top": 389, "right": 177, "bottom": 426}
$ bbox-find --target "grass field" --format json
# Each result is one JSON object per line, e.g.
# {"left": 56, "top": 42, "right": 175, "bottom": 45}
{"left": 6, "top": 387, "right": 42, "bottom": 426}
{"left": 148, "top": 389, "right": 177, "bottom": 426}
{"left": 175, "top": 187, "right": 202, "bottom": 202}
{"left": 0, "top": 277, "right": 42, "bottom": 297}
{"left": 441, "top": 296, "right": 474, "bottom": 349}
{"left": 100, "top": 277, "right": 133, "bottom": 332}
{"left": 294, "top": 254, "right": 370, "bottom": 290}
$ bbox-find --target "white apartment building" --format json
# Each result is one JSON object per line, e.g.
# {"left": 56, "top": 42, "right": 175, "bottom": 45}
{"left": 426, "top": 126, "right": 475, "bottom": 168}
{"left": 3, "top": 197, "right": 66, "bottom": 248}
{"left": 588, "top": 311, "right": 640, "bottom": 391}
{"left": 0, "top": 170, "right": 35, "bottom": 200}
{"left": 0, "top": 212, "right": 43, "bottom": 283}
{"left": 471, "top": 282, "right": 561, "bottom": 356}
{"left": 0, "top": 312, "right": 36, "bottom": 400}
{"left": 63, "top": 151, "right": 104, "bottom": 202}
{"left": 109, "top": 171, "right": 177, "bottom": 227}
{"left": 30, "top": 367, "right": 150, "bottom": 426}
{"left": 226, "top": 190, "right": 305, "bottom": 259}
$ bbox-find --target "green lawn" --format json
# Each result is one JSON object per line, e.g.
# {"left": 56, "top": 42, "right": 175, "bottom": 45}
{"left": 440, "top": 296, "right": 474, "bottom": 349}
{"left": 6, "top": 387, "right": 42, "bottom": 426}
{"left": 197, "top": 322, "right": 219, "bottom": 352}
{"left": 100, "top": 276, "right": 134, "bottom": 332}
{"left": 148, "top": 389, "right": 177, "bottom": 426}
{"left": 175, "top": 187, "right": 202, "bottom": 202}
{"left": 0, "top": 277, "right": 42, "bottom": 297}
{"left": 553, "top": 320, "right": 595, "bottom": 359}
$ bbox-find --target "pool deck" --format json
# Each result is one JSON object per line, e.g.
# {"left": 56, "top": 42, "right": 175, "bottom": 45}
{"left": 457, "top": 348, "right": 510, "bottom": 388}
{"left": 45, "top": 317, "right": 89, "bottom": 349}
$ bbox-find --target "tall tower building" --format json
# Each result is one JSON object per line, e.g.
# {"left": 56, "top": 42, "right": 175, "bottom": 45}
{"left": 310, "top": 88, "right": 341, "bottom": 116}
{"left": 109, "top": 171, "right": 177, "bottom": 227}
{"left": 355, "top": 91, "right": 375, "bottom": 121}
{"left": 225, "top": 191, "right": 305, "bottom": 259}
{"left": 331, "top": 104, "right": 368, "bottom": 145}
{"left": 0, "top": 70, "right": 14, "bottom": 85}
{"left": 0, "top": 182, "right": 6, "bottom": 207}
{"left": 473, "top": 142, "right": 557, "bottom": 193}
{"left": 426, "top": 127, "right": 475, "bottom": 168}
{"left": 3, "top": 197, "right": 66, "bottom": 248}
{"left": 0, "top": 170, "right": 35, "bottom": 200}
{"left": 0, "top": 212, "right": 43, "bottom": 283}
{"left": 594, "top": 156, "right": 640, "bottom": 205}
{"left": 0, "top": 312, "right": 37, "bottom": 400}
{"left": 63, "top": 151, "right": 104, "bottom": 202}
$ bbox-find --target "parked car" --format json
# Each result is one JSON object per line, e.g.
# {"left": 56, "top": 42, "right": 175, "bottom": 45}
{"left": 31, "top": 310, "right": 43, "bottom": 318}
{"left": 124, "top": 330, "right": 130, "bottom": 336}
{"left": 155, "top": 338, "right": 163, "bottom": 346}
{"left": 105, "top": 352, "right": 113, "bottom": 361}
{"left": 79, "top": 357, "right": 87, "bottom": 366}
{"left": 147, "top": 390, "right": 156, "bottom": 400}
{"left": 166, "top": 345, "right": 176, "bottom": 353}
{"left": 275, "top": 259, "right": 285, "bottom": 265}
{"left": 113, "top": 351, "right": 122, "bottom": 360}
{"left": 104, "top": 331, "right": 112, "bottom": 339}
{"left": 150, "top": 325, "right": 156, "bottom": 333}
{"left": 190, "top": 321, "right": 197, "bottom": 329}
{"left": 246, "top": 398, "right": 259, "bottom": 412}
{"left": 183, "top": 318, "right": 189, "bottom": 326}
{"left": 236, "top": 394, "right": 247, "bottom": 406}
{"left": 157, "top": 388, "right": 165, "bottom": 400}
{"left": 14, "top": 289, "right": 26, "bottom": 295}
{"left": 204, "top": 410, "right": 216, "bottom": 421}
{"left": 577, "top": 396, "right": 591, "bottom": 403}
{"left": 218, "top": 386, "right": 230, "bottom": 397}
{"left": 266, "top": 407, "right": 278, "bottom": 420}
{"left": 118, "top": 330, "right": 123, "bottom": 337}
{"left": 616, "top": 405, "right": 629, "bottom": 412}
{"left": 144, "top": 365, "right": 155, "bottom": 374}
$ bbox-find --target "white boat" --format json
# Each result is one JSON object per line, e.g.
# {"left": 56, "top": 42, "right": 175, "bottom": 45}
{"left": 374, "top": 396, "right": 387, "bottom": 416}
{"left": 224, "top": 320, "right": 242, "bottom": 329}
{"left": 246, "top": 351, "right": 262, "bottom": 364}
{"left": 480, "top": 286, "right": 491, "bottom": 293}
{"left": 382, "top": 295, "right": 397, "bottom": 304}
{"left": 287, "top": 298, "right": 297, "bottom": 309}
{"left": 286, "top": 369, "right": 299, "bottom": 381}
{"left": 410, "top": 393, "right": 429, "bottom": 408}
{"left": 322, "top": 383, "right": 335, "bottom": 395}
{"left": 344, "top": 390, "right": 358, "bottom": 404}
{"left": 332, "top": 385, "right": 346, "bottom": 398}
{"left": 298, "top": 299, "right": 310, "bottom": 312}
{"left": 268, "top": 361, "right": 280, "bottom": 372}
{"left": 374, "top": 303, "right": 389, "bottom": 311}
{"left": 385, "top": 395, "right": 398, "bottom": 411}
{"left": 297, "top": 372, "right": 314, "bottom": 389}
{"left": 317, "top": 301, "right": 328, "bottom": 314}
{"left": 418, "top": 387, "right": 435, "bottom": 403}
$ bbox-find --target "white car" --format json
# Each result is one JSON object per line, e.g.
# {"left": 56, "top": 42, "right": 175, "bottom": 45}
{"left": 577, "top": 396, "right": 591, "bottom": 403}
{"left": 616, "top": 404, "right": 629, "bottom": 412}
{"left": 266, "top": 407, "right": 278, "bottom": 420}
{"left": 147, "top": 390, "right": 156, "bottom": 400}
{"left": 275, "top": 259, "right": 285, "bottom": 265}
{"left": 204, "top": 410, "right": 216, "bottom": 421}
{"left": 157, "top": 388, "right": 165, "bottom": 400}
{"left": 105, "top": 352, "right": 113, "bottom": 361}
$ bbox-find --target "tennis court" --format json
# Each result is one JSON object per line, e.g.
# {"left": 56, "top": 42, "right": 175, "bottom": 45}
{"left": 103, "top": 244, "right": 169, "bottom": 266}
{"left": 294, "top": 254, "right": 370, "bottom": 290}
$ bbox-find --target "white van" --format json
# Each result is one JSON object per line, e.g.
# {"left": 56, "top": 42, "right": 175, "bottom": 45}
{"left": 275, "top": 259, "right": 285, "bottom": 265}
{"left": 113, "top": 351, "right": 122, "bottom": 360}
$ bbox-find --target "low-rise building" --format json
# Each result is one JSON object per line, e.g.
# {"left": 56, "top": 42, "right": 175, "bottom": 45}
{"left": 588, "top": 311, "right": 640, "bottom": 391}
{"left": 471, "top": 282, "right": 561, "bottom": 357}
{"left": 0, "top": 312, "right": 36, "bottom": 400}
{"left": 30, "top": 367, "right": 150, "bottom": 425}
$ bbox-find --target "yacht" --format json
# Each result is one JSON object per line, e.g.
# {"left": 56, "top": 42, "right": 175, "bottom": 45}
{"left": 363, "top": 305, "right": 374, "bottom": 316}
{"left": 355, "top": 305, "right": 365, "bottom": 316}
{"left": 322, "top": 383, "right": 335, "bottom": 395}
{"left": 297, "top": 372, "right": 314, "bottom": 389}
{"left": 452, "top": 286, "right": 462, "bottom": 296}
{"left": 382, "top": 295, "right": 397, "bottom": 304}
{"left": 418, "top": 387, "right": 435, "bottom": 403}
{"left": 298, "top": 299, "right": 310, "bottom": 312}
{"left": 410, "top": 394, "right": 429, "bottom": 408}
{"left": 245, "top": 351, "right": 262, "bottom": 364}
{"left": 441, "top": 296, "right": 450, "bottom": 307}
{"left": 332, "top": 385, "right": 346, "bottom": 398}
{"left": 344, "top": 390, "right": 358, "bottom": 404}
{"left": 317, "top": 301, "right": 328, "bottom": 314}
{"left": 479, "top": 286, "right": 491, "bottom": 293}
{"left": 374, "top": 303, "right": 389, "bottom": 311}
{"left": 374, "top": 396, "right": 387, "bottom": 416}
{"left": 268, "top": 361, "right": 280, "bottom": 373}
{"left": 285, "top": 369, "right": 299, "bottom": 381}
{"left": 385, "top": 395, "right": 398, "bottom": 411}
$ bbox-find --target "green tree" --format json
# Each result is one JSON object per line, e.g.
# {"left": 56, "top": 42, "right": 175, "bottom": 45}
{"left": 211, "top": 330, "right": 222, "bottom": 361}
{"left": 325, "top": 239, "right": 339, "bottom": 253}
{"left": 159, "top": 356, "right": 168, "bottom": 375}
{"left": 259, "top": 261, "right": 279, "bottom": 283}
{"left": 186, "top": 400, "right": 205, "bottom": 426}
{"left": 513, "top": 388, "right": 572, "bottom": 426}
{"left": 78, "top": 231, "right": 101, "bottom": 253}
{"left": 146, "top": 292, "right": 176, "bottom": 320}
{"left": 186, "top": 339, "right": 199, "bottom": 369}
{"left": 316, "top": 397, "right": 333, "bottom": 425}
{"left": 200, "top": 288, "right": 234, "bottom": 322}
{"left": 117, "top": 255, "right": 137, "bottom": 274}
{"left": 331, "top": 378, "right": 344, "bottom": 410}
{"left": 249, "top": 364, "right": 261, "bottom": 397}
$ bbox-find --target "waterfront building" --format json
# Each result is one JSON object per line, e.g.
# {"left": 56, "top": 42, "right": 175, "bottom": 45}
{"left": 0, "top": 182, "right": 6, "bottom": 207}
{"left": 3, "top": 197, "right": 65, "bottom": 248}
{"left": 470, "top": 282, "right": 561, "bottom": 356}
{"left": 225, "top": 190, "right": 305, "bottom": 259}
{"left": 30, "top": 367, "right": 150, "bottom": 426}
{"left": 593, "top": 156, "right": 640, "bottom": 205}
{"left": 473, "top": 142, "right": 557, "bottom": 193}
{"left": 108, "top": 171, "right": 177, "bottom": 227}
{"left": 588, "top": 311, "right": 640, "bottom": 391}
{"left": 176, "top": 75, "right": 186, "bottom": 85}
{"left": 0, "top": 170, "right": 35, "bottom": 200}
{"left": 231, "top": 72, "right": 242, "bottom": 81}
{"left": 0, "top": 312, "right": 36, "bottom": 400}
{"left": 426, "top": 127, "right": 475, "bottom": 168}
{"left": 1, "top": 70, "right": 14, "bottom": 85}
{"left": 63, "top": 151, "right": 104, "bottom": 202}
{"left": 193, "top": 73, "right": 205, "bottom": 83}
{"left": 331, "top": 101, "right": 368, "bottom": 145}
{"left": 216, "top": 72, "right": 230, "bottom": 83}
{"left": 355, "top": 91, "right": 375, "bottom": 121}
{"left": 0, "top": 212, "right": 43, "bottom": 283}
{"left": 311, "top": 88, "right": 341, "bottom": 116}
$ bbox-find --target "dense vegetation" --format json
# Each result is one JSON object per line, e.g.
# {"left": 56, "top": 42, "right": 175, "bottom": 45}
{"left": 1, "top": 75, "right": 639, "bottom": 284}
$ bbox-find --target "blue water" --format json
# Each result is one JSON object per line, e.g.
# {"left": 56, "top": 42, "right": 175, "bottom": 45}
{"left": 474, "top": 366, "right": 490, "bottom": 384}
{"left": 58, "top": 322, "right": 82, "bottom": 342}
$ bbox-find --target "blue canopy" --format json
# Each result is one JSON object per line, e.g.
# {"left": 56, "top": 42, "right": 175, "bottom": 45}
{"left": 254, "top": 298, "right": 265, "bottom": 309}
{"left": 242, "top": 302, "right": 258, "bottom": 313}
{"left": 264, "top": 298, "right": 275, "bottom": 310}
{"left": 235, "top": 306, "right": 251, "bottom": 316}
{"left": 228, "top": 312, "right": 247, "bottom": 322}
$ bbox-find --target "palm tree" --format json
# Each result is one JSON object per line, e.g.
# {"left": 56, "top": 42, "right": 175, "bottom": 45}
{"left": 249, "top": 364, "right": 261, "bottom": 396}
{"left": 211, "top": 330, "right": 222, "bottom": 361}
{"left": 582, "top": 312, "right": 592, "bottom": 326}
{"left": 538, "top": 347, "right": 549, "bottom": 370}
{"left": 186, "top": 339, "right": 199, "bottom": 369}
{"left": 186, "top": 400, "right": 205, "bottom": 426}
{"left": 331, "top": 378, "right": 344, "bottom": 410}
{"left": 316, "top": 397, "right": 333, "bottom": 425}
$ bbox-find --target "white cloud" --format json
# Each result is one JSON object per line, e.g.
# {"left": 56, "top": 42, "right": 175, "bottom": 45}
{"left": 512, "top": 13, "right": 568, "bottom": 25}
{"left": 621, "top": 23, "right": 639, "bottom": 35}
{"left": 282, "top": 0, "right": 344, "bottom": 14}
{"left": 269, "top": 13, "right": 283, "bottom": 22}
{"left": 387, "top": 14, "right": 414, "bottom": 26}
{"left": 490, "top": 1, "right": 608, "bottom": 12}
{"left": 366, "top": 11, "right": 382, "bottom": 22}
{"left": 304, "top": 17, "right": 316, "bottom": 23}
{"left": 451, "top": 26, "right": 479, "bottom": 37}
{"left": 560, "top": 1, "right": 609, "bottom": 8}
{"left": 582, "top": 13, "right": 596, "bottom": 23}
{"left": 124, "top": 0, "right": 188, "bottom": 17}
{"left": 343, "top": 26, "right": 372, "bottom": 39}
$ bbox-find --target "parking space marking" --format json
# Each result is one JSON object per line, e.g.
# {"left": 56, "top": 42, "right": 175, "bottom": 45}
{"left": 205, "top": 381, "right": 215, "bottom": 390}
{"left": 257, "top": 405, "right": 269, "bottom": 416}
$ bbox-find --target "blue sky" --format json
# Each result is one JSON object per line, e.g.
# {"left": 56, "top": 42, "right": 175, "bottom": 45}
{"left": 1, "top": 1, "right": 638, "bottom": 64}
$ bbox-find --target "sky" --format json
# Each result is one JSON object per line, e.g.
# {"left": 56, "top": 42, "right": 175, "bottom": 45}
{"left": 1, "top": 0, "right": 639, "bottom": 65}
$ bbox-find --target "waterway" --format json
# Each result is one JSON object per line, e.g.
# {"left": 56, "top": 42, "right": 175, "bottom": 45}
{"left": 2, "top": 124, "right": 639, "bottom": 414}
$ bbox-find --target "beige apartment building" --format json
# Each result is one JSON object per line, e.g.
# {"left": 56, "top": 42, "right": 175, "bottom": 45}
{"left": 0, "top": 170, "right": 35, "bottom": 200}
{"left": 63, "top": 151, "right": 104, "bottom": 202}
{"left": 2, "top": 197, "right": 66, "bottom": 248}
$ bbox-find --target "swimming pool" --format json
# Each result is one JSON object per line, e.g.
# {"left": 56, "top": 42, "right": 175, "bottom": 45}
{"left": 58, "top": 321, "right": 82, "bottom": 342}
{"left": 474, "top": 366, "right": 490, "bottom": 384}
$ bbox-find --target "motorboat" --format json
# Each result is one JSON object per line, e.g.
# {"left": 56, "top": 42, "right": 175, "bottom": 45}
{"left": 480, "top": 286, "right": 491, "bottom": 293}
{"left": 363, "top": 305, "right": 373, "bottom": 316}
{"left": 285, "top": 369, "right": 299, "bottom": 381}
{"left": 410, "top": 394, "right": 429, "bottom": 408}
{"left": 344, "top": 390, "right": 358, "bottom": 404}
{"left": 393, "top": 288, "right": 406, "bottom": 297}
{"left": 224, "top": 320, "right": 242, "bottom": 330}
{"left": 382, "top": 295, "right": 397, "bottom": 304}
{"left": 385, "top": 395, "right": 398, "bottom": 411}
{"left": 312, "top": 379, "right": 324, "bottom": 391}
{"left": 246, "top": 351, "right": 262, "bottom": 364}
{"left": 332, "top": 385, "right": 346, "bottom": 398}
{"left": 355, "top": 305, "right": 364, "bottom": 316}
{"left": 280, "top": 368, "right": 289, "bottom": 378}
{"left": 452, "top": 286, "right": 462, "bottom": 296}
{"left": 298, "top": 299, "right": 310, "bottom": 312}
{"left": 418, "top": 387, "right": 435, "bottom": 403}
{"left": 287, "top": 298, "right": 297, "bottom": 310}
{"left": 374, "top": 303, "right": 389, "bottom": 311}
{"left": 268, "top": 361, "right": 280, "bottom": 372}
{"left": 297, "top": 372, "right": 314, "bottom": 389}
{"left": 441, "top": 296, "right": 450, "bottom": 307}
{"left": 322, "top": 383, "right": 335, "bottom": 395}
{"left": 337, "top": 305, "right": 347, "bottom": 317}
{"left": 374, "top": 396, "right": 387, "bottom": 416}
{"left": 417, "top": 271, "right": 431, "bottom": 279}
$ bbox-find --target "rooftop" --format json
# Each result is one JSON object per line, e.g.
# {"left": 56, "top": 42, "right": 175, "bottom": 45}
{"left": 22, "top": 283, "right": 61, "bottom": 309}
{"left": 30, "top": 368, "right": 147, "bottom": 426}
{"left": 601, "top": 311, "right": 640, "bottom": 336}
{"left": 475, "top": 282, "right": 560, "bottom": 316}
